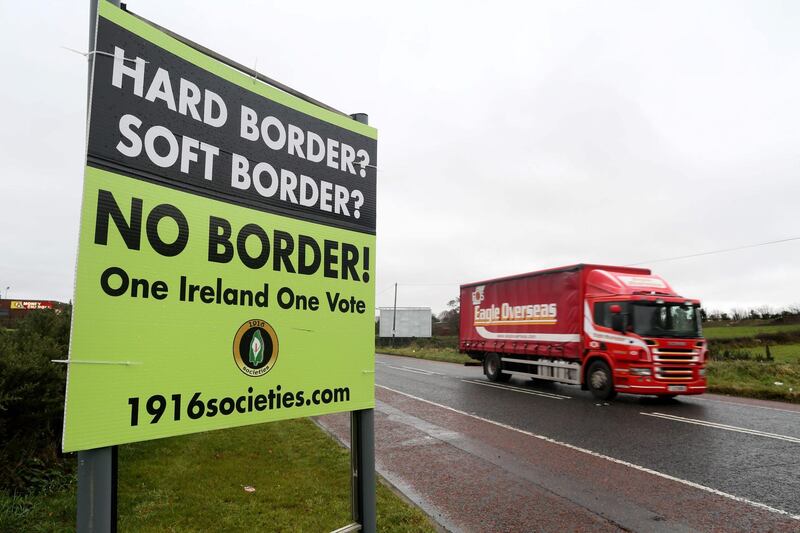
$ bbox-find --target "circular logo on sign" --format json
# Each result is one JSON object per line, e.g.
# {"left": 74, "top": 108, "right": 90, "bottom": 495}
{"left": 232, "top": 319, "right": 279, "bottom": 377}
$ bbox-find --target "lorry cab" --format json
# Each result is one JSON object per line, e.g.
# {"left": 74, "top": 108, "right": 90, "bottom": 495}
{"left": 582, "top": 269, "right": 707, "bottom": 400}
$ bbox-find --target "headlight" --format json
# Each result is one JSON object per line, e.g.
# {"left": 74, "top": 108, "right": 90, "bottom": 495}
{"left": 699, "top": 368, "right": 706, "bottom": 376}
{"left": 630, "top": 368, "right": 652, "bottom": 376}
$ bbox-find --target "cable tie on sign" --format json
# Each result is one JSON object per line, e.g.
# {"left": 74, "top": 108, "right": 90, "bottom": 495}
{"left": 51, "top": 359, "right": 142, "bottom": 366}
{"left": 61, "top": 46, "right": 148, "bottom": 64}
{"left": 362, "top": 369, "right": 376, "bottom": 374}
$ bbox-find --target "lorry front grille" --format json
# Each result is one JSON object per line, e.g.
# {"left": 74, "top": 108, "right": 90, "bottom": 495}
{"left": 655, "top": 366, "right": 694, "bottom": 381}
{"left": 652, "top": 349, "right": 699, "bottom": 363}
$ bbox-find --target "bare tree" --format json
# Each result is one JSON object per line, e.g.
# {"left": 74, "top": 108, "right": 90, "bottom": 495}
{"left": 437, "top": 297, "right": 460, "bottom": 335}
{"left": 755, "top": 305, "right": 773, "bottom": 319}
{"left": 730, "top": 307, "right": 748, "bottom": 321}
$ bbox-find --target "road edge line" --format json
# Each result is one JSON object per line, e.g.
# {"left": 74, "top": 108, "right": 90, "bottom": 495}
{"left": 461, "top": 379, "right": 572, "bottom": 399}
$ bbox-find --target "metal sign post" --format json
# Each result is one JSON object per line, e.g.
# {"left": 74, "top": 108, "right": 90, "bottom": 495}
{"left": 77, "top": 1, "right": 120, "bottom": 532}
{"left": 76, "top": 446, "right": 117, "bottom": 533}
{"left": 349, "top": 112, "right": 377, "bottom": 533}
{"left": 350, "top": 409, "right": 376, "bottom": 532}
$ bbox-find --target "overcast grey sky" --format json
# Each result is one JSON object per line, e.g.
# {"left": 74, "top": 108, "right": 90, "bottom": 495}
{"left": 0, "top": 0, "right": 798, "bottom": 314}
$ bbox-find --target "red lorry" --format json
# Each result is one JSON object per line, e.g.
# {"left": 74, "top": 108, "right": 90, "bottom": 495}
{"left": 459, "top": 264, "right": 707, "bottom": 400}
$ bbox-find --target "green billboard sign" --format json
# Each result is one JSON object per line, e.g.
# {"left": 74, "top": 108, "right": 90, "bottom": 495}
{"left": 63, "top": 2, "right": 377, "bottom": 452}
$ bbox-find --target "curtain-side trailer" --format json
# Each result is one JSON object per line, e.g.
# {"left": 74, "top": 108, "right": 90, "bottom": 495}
{"left": 459, "top": 264, "right": 707, "bottom": 400}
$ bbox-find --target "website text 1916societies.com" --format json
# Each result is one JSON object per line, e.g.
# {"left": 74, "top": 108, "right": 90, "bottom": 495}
{"left": 127, "top": 385, "right": 350, "bottom": 426}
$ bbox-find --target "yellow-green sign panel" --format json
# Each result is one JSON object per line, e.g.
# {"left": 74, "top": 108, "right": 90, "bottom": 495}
{"left": 63, "top": 3, "right": 377, "bottom": 452}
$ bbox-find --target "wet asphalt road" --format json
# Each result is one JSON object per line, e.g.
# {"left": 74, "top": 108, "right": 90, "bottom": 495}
{"left": 374, "top": 353, "right": 800, "bottom": 518}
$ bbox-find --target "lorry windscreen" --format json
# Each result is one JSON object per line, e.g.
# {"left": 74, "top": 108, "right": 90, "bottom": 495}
{"left": 630, "top": 303, "right": 702, "bottom": 338}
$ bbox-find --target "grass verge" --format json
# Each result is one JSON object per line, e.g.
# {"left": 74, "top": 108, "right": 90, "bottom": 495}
{"left": 0, "top": 419, "right": 435, "bottom": 532}
{"left": 377, "top": 345, "right": 471, "bottom": 364}
{"left": 706, "top": 361, "right": 800, "bottom": 403}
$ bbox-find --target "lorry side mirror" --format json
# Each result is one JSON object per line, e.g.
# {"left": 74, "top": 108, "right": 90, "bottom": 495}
{"left": 611, "top": 313, "right": 626, "bottom": 333}
{"left": 610, "top": 305, "right": 626, "bottom": 334}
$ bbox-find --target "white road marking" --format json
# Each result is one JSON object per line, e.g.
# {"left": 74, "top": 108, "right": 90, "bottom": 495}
{"left": 462, "top": 379, "right": 572, "bottom": 400}
{"left": 377, "top": 384, "right": 800, "bottom": 521}
{"left": 386, "top": 365, "right": 435, "bottom": 376}
{"left": 688, "top": 395, "right": 800, "bottom": 415}
{"left": 402, "top": 365, "right": 444, "bottom": 376}
{"left": 641, "top": 412, "right": 800, "bottom": 444}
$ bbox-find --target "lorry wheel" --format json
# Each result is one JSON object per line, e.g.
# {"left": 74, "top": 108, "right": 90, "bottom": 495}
{"left": 484, "top": 353, "right": 510, "bottom": 382}
{"left": 587, "top": 361, "right": 616, "bottom": 401}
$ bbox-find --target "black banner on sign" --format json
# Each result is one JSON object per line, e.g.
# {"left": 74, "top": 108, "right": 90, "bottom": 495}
{"left": 88, "top": 17, "right": 377, "bottom": 234}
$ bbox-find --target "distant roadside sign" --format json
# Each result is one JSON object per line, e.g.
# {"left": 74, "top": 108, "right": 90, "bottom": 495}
{"left": 0, "top": 299, "right": 60, "bottom": 327}
{"left": 379, "top": 308, "right": 432, "bottom": 337}
{"left": 10, "top": 300, "right": 54, "bottom": 310}
{"left": 63, "top": 2, "right": 377, "bottom": 452}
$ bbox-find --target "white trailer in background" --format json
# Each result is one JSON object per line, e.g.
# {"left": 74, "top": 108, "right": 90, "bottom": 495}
{"left": 378, "top": 307, "right": 432, "bottom": 338}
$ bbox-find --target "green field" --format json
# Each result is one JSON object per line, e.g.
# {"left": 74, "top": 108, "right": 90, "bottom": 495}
{"left": 0, "top": 419, "right": 435, "bottom": 533}
{"left": 767, "top": 344, "right": 800, "bottom": 364}
{"left": 703, "top": 323, "right": 800, "bottom": 340}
